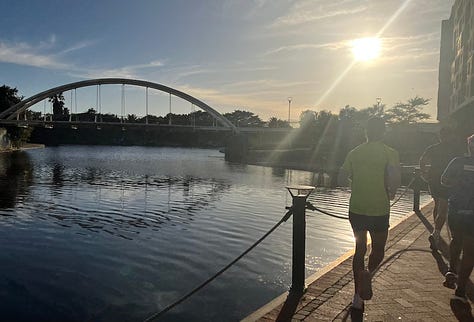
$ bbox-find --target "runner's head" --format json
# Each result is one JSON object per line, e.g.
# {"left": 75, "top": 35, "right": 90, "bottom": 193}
{"left": 366, "top": 117, "right": 385, "bottom": 142}
{"left": 468, "top": 134, "right": 474, "bottom": 156}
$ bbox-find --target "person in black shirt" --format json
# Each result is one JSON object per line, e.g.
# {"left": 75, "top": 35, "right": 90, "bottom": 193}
{"left": 441, "top": 134, "right": 474, "bottom": 303}
{"left": 419, "top": 127, "right": 459, "bottom": 248}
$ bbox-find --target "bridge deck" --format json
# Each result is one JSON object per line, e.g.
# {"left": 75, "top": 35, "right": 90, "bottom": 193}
{"left": 0, "top": 120, "right": 292, "bottom": 132}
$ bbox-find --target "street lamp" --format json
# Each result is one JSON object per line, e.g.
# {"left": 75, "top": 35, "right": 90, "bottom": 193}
{"left": 376, "top": 97, "right": 383, "bottom": 113}
{"left": 288, "top": 97, "right": 292, "bottom": 123}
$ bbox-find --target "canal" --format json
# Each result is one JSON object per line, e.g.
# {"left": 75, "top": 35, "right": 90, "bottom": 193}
{"left": 0, "top": 146, "right": 429, "bottom": 321}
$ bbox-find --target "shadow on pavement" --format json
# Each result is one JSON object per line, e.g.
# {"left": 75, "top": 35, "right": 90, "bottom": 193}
{"left": 275, "top": 291, "right": 303, "bottom": 322}
{"left": 450, "top": 299, "right": 474, "bottom": 322}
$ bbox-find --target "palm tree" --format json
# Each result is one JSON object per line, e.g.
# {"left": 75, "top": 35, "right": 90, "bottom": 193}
{"left": 48, "top": 92, "right": 65, "bottom": 115}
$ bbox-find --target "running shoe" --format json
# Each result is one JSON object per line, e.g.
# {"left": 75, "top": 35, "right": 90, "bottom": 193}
{"left": 452, "top": 294, "right": 468, "bottom": 304}
{"left": 350, "top": 304, "right": 364, "bottom": 322}
{"left": 452, "top": 289, "right": 468, "bottom": 304}
{"left": 443, "top": 271, "right": 457, "bottom": 289}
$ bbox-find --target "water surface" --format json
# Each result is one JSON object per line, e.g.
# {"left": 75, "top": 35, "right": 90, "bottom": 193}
{"left": 0, "top": 146, "right": 429, "bottom": 321}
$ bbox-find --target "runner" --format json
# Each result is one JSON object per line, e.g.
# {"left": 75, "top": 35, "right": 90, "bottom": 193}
{"left": 419, "top": 127, "right": 459, "bottom": 249}
{"left": 441, "top": 134, "right": 474, "bottom": 302}
{"left": 338, "top": 117, "right": 401, "bottom": 313}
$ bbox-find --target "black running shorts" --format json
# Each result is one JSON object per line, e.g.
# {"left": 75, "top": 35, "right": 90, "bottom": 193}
{"left": 349, "top": 212, "right": 390, "bottom": 232}
{"left": 448, "top": 211, "right": 474, "bottom": 238}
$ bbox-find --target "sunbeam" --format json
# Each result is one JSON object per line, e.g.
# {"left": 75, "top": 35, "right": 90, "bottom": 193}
{"left": 313, "top": 0, "right": 413, "bottom": 107}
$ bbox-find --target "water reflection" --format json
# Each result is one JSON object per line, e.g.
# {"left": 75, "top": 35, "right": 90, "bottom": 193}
{"left": 35, "top": 164, "right": 231, "bottom": 239}
{"left": 0, "top": 152, "right": 33, "bottom": 209}
{"left": 0, "top": 147, "right": 430, "bottom": 322}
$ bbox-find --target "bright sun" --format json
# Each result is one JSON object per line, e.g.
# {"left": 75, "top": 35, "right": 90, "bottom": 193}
{"left": 351, "top": 37, "right": 381, "bottom": 62}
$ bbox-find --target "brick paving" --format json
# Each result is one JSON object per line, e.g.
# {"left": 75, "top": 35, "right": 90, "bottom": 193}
{"left": 244, "top": 202, "right": 474, "bottom": 321}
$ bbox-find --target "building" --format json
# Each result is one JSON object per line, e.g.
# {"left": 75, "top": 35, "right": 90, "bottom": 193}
{"left": 437, "top": 0, "right": 474, "bottom": 124}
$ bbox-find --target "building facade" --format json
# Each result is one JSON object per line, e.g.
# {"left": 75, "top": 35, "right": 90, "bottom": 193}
{"left": 438, "top": 0, "right": 474, "bottom": 121}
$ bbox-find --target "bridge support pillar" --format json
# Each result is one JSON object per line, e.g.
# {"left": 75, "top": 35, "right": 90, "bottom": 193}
{"left": 225, "top": 134, "right": 248, "bottom": 163}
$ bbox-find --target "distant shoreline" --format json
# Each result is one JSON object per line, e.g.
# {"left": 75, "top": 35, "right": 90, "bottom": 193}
{"left": 0, "top": 143, "right": 45, "bottom": 153}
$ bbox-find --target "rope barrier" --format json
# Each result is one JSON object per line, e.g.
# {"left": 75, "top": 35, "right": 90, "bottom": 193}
{"left": 143, "top": 178, "right": 419, "bottom": 321}
{"left": 306, "top": 202, "right": 349, "bottom": 220}
{"left": 305, "top": 178, "right": 418, "bottom": 221}
{"left": 390, "top": 177, "right": 416, "bottom": 207}
{"left": 142, "top": 209, "right": 294, "bottom": 322}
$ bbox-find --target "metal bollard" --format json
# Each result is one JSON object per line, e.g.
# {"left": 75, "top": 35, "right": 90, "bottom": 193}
{"left": 286, "top": 185, "right": 314, "bottom": 294}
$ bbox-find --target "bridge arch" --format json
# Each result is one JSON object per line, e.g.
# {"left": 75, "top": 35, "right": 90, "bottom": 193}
{"left": 0, "top": 78, "right": 238, "bottom": 132}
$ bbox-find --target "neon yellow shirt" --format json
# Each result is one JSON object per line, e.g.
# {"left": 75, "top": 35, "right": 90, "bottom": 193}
{"left": 342, "top": 141, "right": 400, "bottom": 216}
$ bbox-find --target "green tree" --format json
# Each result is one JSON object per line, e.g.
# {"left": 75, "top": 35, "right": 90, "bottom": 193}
{"left": 299, "top": 110, "right": 317, "bottom": 129}
{"left": 384, "top": 96, "right": 431, "bottom": 125}
{"left": 223, "top": 110, "right": 264, "bottom": 127}
{"left": 267, "top": 117, "right": 290, "bottom": 128}
{"left": 0, "top": 85, "right": 32, "bottom": 148}
{"left": 127, "top": 114, "right": 138, "bottom": 123}
{"left": 0, "top": 85, "right": 23, "bottom": 114}
{"left": 190, "top": 111, "right": 213, "bottom": 126}
{"left": 49, "top": 93, "right": 65, "bottom": 116}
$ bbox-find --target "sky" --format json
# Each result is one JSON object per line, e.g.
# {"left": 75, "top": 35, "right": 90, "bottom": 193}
{"left": 0, "top": 0, "right": 455, "bottom": 122}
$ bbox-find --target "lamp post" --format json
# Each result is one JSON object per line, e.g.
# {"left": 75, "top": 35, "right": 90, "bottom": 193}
{"left": 288, "top": 97, "right": 292, "bottom": 123}
{"left": 376, "top": 97, "right": 382, "bottom": 114}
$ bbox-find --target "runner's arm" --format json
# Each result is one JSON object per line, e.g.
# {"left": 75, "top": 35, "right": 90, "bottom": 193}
{"left": 441, "top": 158, "right": 459, "bottom": 187}
{"left": 387, "top": 150, "right": 401, "bottom": 200}
{"left": 419, "top": 149, "right": 431, "bottom": 181}
{"left": 337, "top": 155, "right": 352, "bottom": 187}
{"left": 386, "top": 164, "right": 401, "bottom": 200}
{"left": 337, "top": 168, "right": 351, "bottom": 187}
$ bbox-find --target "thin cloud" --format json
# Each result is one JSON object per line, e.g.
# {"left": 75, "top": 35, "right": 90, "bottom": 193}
{"left": 70, "top": 60, "right": 166, "bottom": 79}
{"left": 405, "top": 68, "right": 438, "bottom": 73}
{"left": 263, "top": 41, "right": 347, "bottom": 56}
{"left": 0, "top": 41, "right": 68, "bottom": 69}
{"left": 59, "top": 40, "right": 97, "bottom": 55}
{"left": 270, "top": 4, "right": 368, "bottom": 28}
{"left": 170, "top": 64, "right": 276, "bottom": 81}
{"left": 221, "top": 79, "right": 315, "bottom": 92}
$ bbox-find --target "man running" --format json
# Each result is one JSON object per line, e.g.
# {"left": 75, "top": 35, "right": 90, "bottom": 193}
{"left": 338, "top": 117, "right": 401, "bottom": 312}
{"left": 419, "top": 127, "right": 459, "bottom": 248}
{"left": 441, "top": 134, "right": 474, "bottom": 302}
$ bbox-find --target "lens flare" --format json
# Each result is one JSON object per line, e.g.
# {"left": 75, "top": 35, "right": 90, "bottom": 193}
{"left": 351, "top": 37, "right": 381, "bottom": 62}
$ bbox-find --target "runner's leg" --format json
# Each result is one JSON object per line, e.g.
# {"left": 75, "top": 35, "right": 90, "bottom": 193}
{"left": 368, "top": 230, "right": 389, "bottom": 273}
{"left": 456, "top": 235, "right": 474, "bottom": 296}
{"left": 432, "top": 197, "right": 439, "bottom": 224}
{"left": 353, "top": 230, "right": 368, "bottom": 295}
{"left": 448, "top": 228, "right": 463, "bottom": 274}
{"left": 434, "top": 198, "right": 448, "bottom": 233}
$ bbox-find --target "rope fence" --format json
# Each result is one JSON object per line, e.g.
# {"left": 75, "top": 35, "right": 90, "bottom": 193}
{"left": 143, "top": 173, "right": 423, "bottom": 321}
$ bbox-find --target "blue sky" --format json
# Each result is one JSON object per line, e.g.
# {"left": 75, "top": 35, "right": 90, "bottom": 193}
{"left": 0, "top": 0, "right": 454, "bottom": 121}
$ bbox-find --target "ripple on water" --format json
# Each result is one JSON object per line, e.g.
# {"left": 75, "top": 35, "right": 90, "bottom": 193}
{"left": 0, "top": 146, "right": 431, "bottom": 322}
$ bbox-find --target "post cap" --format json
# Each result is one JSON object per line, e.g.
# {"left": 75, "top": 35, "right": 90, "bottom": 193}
{"left": 286, "top": 185, "right": 315, "bottom": 197}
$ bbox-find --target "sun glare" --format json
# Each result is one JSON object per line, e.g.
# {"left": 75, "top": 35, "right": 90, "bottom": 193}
{"left": 351, "top": 37, "right": 381, "bottom": 62}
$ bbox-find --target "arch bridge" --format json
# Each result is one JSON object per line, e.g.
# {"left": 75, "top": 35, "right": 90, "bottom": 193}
{"left": 0, "top": 78, "right": 239, "bottom": 133}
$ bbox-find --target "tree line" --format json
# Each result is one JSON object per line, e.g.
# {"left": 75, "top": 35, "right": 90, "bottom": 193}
{"left": 1, "top": 84, "right": 434, "bottom": 154}
{"left": 1, "top": 85, "right": 431, "bottom": 127}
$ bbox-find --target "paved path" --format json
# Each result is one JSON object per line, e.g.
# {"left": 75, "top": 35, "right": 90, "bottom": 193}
{"left": 244, "top": 202, "right": 474, "bottom": 321}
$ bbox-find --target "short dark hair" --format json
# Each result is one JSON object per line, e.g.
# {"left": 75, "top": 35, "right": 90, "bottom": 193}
{"left": 366, "top": 117, "right": 386, "bottom": 141}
